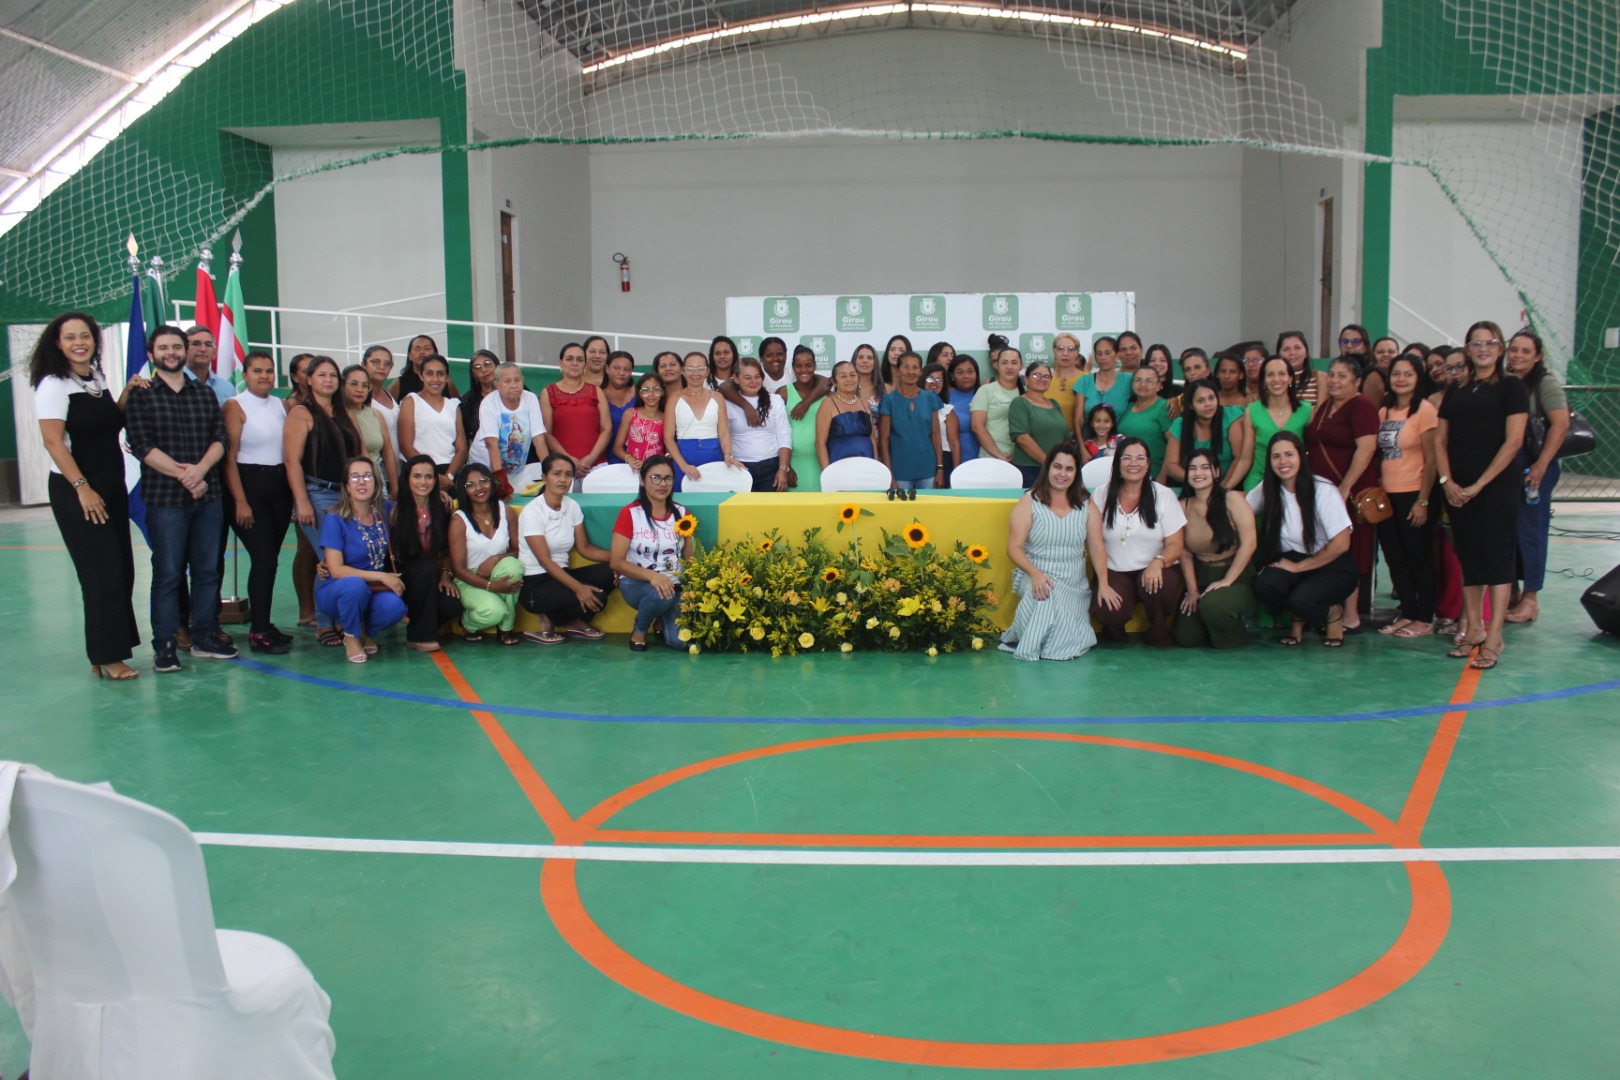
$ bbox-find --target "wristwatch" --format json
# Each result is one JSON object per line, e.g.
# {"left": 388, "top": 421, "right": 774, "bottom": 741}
{"left": 71, "top": 477, "right": 88, "bottom": 488}
{"left": 1437, "top": 475, "right": 1450, "bottom": 487}
{"left": 1418, "top": 498, "right": 1430, "bottom": 507}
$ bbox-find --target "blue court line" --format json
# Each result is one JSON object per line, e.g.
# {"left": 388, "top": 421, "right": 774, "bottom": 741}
{"left": 233, "top": 657, "right": 1620, "bottom": 727}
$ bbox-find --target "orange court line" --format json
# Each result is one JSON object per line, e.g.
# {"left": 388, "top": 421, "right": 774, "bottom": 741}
{"left": 429, "top": 651, "right": 581, "bottom": 843}
{"left": 1394, "top": 663, "right": 1484, "bottom": 846}
{"left": 586, "top": 827, "right": 1380, "bottom": 849}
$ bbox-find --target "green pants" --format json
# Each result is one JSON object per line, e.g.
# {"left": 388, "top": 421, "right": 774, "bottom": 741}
{"left": 1172, "top": 557, "right": 1256, "bottom": 649}
{"left": 460, "top": 556, "right": 523, "bottom": 633}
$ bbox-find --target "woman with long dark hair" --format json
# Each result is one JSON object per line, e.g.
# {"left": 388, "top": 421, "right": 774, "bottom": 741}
{"left": 1435, "top": 320, "right": 1529, "bottom": 669}
{"left": 971, "top": 347, "right": 1024, "bottom": 463}
{"left": 398, "top": 354, "right": 468, "bottom": 490}
{"left": 285, "top": 355, "right": 364, "bottom": 646}
{"left": 1000, "top": 442, "right": 1096, "bottom": 661}
{"left": 946, "top": 353, "right": 983, "bottom": 464}
{"left": 1115, "top": 331, "right": 1145, "bottom": 372}
{"left": 610, "top": 454, "right": 692, "bottom": 651}
{"left": 389, "top": 455, "right": 464, "bottom": 653}
{"left": 1164, "top": 379, "right": 1248, "bottom": 488}
{"left": 1375, "top": 354, "right": 1439, "bottom": 639}
{"left": 1277, "top": 331, "right": 1322, "bottom": 405}
{"left": 390, "top": 334, "right": 456, "bottom": 399}
{"left": 706, "top": 335, "right": 738, "bottom": 388}
{"left": 518, "top": 452, "right": 617, "bottom": 643}
{"left": 728, "top": 357, "right": 793, "bottom": 491}
{"left": 343, "top": 363, "right": 398, "bottom": 499}
{"left": 1175, "top": 448, "right": 1257, "bottom": 648}
{"left": 222, "top": 351, "right": 293, "bottom": 654}
{"left": 458, "top": 348, "right": 500, "bottom": 452}
{"left": 448, "top": 462, "right": 523, "bottom": 645}
{"left": 784, "top": 346, "right": 828, "bottom": 490}
{"left": 1087, "top": 436, "right": 1186, "bottom": 647}
{"left": 880, "top": 334, "right": 913, "bottom": 386}
{"left": 1247, "top": 431, "right": 1356, "bottom": 646}
{"left": 1306, "top": 354, "right": 1380, "bottom": 630}
{"left": 31, "top": 311, "right": 143, "bottom": 679}
{"left": 1243, "top": 357, "right": 1312, "bottom": 491}
{"left": 1505, "top": 328, "right": 1569, "bottom": 624}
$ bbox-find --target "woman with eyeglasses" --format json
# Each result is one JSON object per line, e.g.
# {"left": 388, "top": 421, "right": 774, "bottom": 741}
{"left": 1504, "top": 329, "right": 1569, "bottom": 625}
{"left": 1247, "top": 431, "right": 1356, "bottom": 646}
{"left": 448, "top": 462, "right": 524, "bottom": 646}
{"left": 459, "top": 349, "right": 500, "bottom": 456}
{"left": 610, "top": 455, "right": 692, "bottom": 651}
{"left": 665, "top": 349, "right": 737, "bottom": 489}
{"left": 1047, "top": 333, "right": 1087, "bottom": 427}
{"left": 1088, "top": 436, "right": 1186, "bottom": 647}
{"left": 920, "top": 362, "right": 961, "bottom": 483}
{"left": 1008, "top": 361, "right": 1076, "bottom": 487}
{"left": 614, "top": 371, "right": 669, "bottom": 473}
{"left": 1115, "top": 367, "right": 1174, "bottom": 481}
{"left": 316, "top": 456, "right": 406, "bottom": 664}
{"left": 1435, "top": 321, "right": 1529, "bottom": 670}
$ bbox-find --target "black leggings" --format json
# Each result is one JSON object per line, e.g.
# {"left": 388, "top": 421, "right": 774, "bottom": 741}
{"left": 521, "top": 563, "right": 618, "bottom": 625}
{"left": 231, "top": 464, "right": 293, "bottom": 633}
{"left": 1254, "top": 552, "right": 1358, "bottom": 629}
{"left": 49, "top": 470, "right": 140, "bottom": 664}
{"left": 400, "top": 556, "right": 465, "bottom": 643}
{"left": 1377, "top": 491, "right": 1436, "bottom": 622}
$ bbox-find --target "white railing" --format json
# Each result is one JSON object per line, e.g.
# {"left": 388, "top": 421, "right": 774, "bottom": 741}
{"left": 1389, "top": 297, "right": 1458, "bottom": 347}
{"left": 168, "top": 300, "right": 709, "bottom": 380}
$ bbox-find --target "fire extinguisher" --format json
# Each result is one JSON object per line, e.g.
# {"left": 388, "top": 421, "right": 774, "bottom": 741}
{"left": 613, "top": 252, "right": 630, "bottom": 293}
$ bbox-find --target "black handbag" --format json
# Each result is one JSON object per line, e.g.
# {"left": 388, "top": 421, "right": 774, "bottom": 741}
{"left": 1523, "top": 377, "right": 1596, "bottom": 460}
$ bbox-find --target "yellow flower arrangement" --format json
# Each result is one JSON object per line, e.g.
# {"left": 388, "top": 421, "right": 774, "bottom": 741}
{"left": 798, "top": 632, "right": 815, "bottom": 649}
{"left": 674, "top": 513, "right": 698, "bottom": 538}
{"left": 822, "top": 567, "right": 841, "bottom": 583}
{"left": 967, "top": 544, "right": 989, "bottom": 564}
{"left": 836, "top": 503, "right": 875, "bottom": 533}
{"left": 759, "top": 538, "right": 774, "bottom": 552}
{"left": 903, "top": 522, "right": 930, "bottom": 548}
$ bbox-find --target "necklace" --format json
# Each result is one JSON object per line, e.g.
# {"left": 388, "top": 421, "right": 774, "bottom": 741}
{"left": 357, "top": 512, "right": 389, "bottom": 570}
{"left": 836, "top": 393, "right": 860, "bottom": 406}
{"left": 69, "top": 365, "right": 104, "bottom": 398}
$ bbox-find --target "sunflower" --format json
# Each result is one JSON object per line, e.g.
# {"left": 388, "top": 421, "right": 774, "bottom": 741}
{"left": 966, "top": 544, "right": 988, "bottom": 563}
{"left": 674, "top": 514, "right": 698, "bottom": 538}
{"left": 903, "top": 522, "right": 930, "bottom": 548}
{"left": 822, "top": 567, "right": 842, "bottom": 583}
{"left": 839, "top": 504, "right": 860, "bottom": 524}
{"left": 758, "top": 538, "right": 774, "bottom": 552}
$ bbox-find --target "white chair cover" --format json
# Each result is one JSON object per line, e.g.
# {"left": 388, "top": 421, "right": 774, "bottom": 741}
{"left": 819, "top": 457, "right": 893, "bottom": 492}
{"left": 0, "top": 762, "right": 336, "bottom": 1079}
{"left": 683, "top": 463, "right": 754, "bottom": 492}
{"left": 579, "top": 462, "right": 640, "bottom": 493}
{"left": 949, "top": 458, "right": 1025, "bottom": 489}
{"left": 1081, "top": 455, "right": 1114, "bottom": 492}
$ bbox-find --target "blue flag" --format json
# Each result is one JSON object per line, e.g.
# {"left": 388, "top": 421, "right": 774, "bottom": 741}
{"left": 126, "top": 272, "right": 148, "bottom": 536}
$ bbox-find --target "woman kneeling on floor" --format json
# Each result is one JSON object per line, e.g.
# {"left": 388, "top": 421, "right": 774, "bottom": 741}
{"left": 518, "top": 453, "right": 617, "bottom": 644}
{"left": 317, "top": 456, "right": 406, "bottom": 664}
{"left": 1174, "top": 448, "right": 1257, "bottom": 648}
{"left": 389, "top": 454, "right": 464, "bottom": 652}
{"left": 1247, "top": 431, "right": 1356, "bottom": 646}
{"left": 1087, "top": 436, "right": 1186, "bottom": 647}
{"left": 449, "top": 462, "right": 524, "bottom": 645}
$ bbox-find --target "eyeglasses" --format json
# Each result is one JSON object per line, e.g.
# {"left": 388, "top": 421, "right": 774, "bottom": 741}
{"left": 465, "top": 477, "right": 491, "bottom": 487}
{"left": 347, "top": 474, "right": 375, "bottom": 483}
{"left": 1339, "top": 337, "right": 1365, "bottom": 347}
{"left": 1054, "top": 344, "right": 1079, "bottom": 352}
{"left": 645, "top": 474, "right": 675, "bottom": 484}
{"left": 1444, "top": 363, "right": 1469, "bottom": 373}
{"left": 1468, "top": 339, "right": 1502, "bottom": 350}
{"left": 640, "top": 385, "right": 664, "bottom": 394}
{"left": 1027, "top": 371, "right": 1053, "bottom": 380}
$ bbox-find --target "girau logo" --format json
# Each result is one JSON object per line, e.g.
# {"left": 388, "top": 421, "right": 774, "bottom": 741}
{"left": 910, "top": 295, "right": 946, "bottom": 333}
{"left": 1020, "top": 333, "right": 1052, "bottom": 364}
{"left": 837, "top": 296, "right": 873, "bottom": 333}
{"left": 764, "top": 297, "right": 800, "bottom": 333}
{"left": 982, "top": 294, "right": 1019, "bottom": 331}
{"left": 734, "top": 337, "right": 757, "bottom": 357}
{"left": 799, "top": 334, "right": 836, "bottom": 363}
{"left": 1055, "top": 294, "right": 1092, "bottom": 330}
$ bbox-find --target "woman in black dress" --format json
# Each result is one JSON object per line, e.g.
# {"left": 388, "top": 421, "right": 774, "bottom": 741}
{"left": 1434, "top": 320, "right": 1528, "bottom": 670}
{"left": 30, "top": 312, "right": 144, "bottom": 679}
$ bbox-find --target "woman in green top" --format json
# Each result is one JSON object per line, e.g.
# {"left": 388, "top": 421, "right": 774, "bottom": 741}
{"left": 970, "top": 347, "right": 1024, "bottom": 461}
{"left": 1164, "top": 379, "right": 1249, "bottom": 488}
{"left": 1073, "top": 336, "right": 1131, "bottom": 440}
{"left": 1008, "top": 362, "right": 1076, "bottom": 486}
{"left": 785, "top": 345, "right": 827, "bottom": 491}
{"left": 1115, "top": 367, "right": 1174, "bottom": 481}
{"left": 1243, "top": 357, "right": 1312, "bottom": 491}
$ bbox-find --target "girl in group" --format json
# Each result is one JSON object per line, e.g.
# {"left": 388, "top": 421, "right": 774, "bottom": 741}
{"left": 362, "top": 345, "right": 402, "bottom": 469}
{"left": 614, "top": 372, "right": 669, "bottom": 473}
{"left": 459, "top": 349, "right": 500, "bottom": 454}
{"left": 1115, "top": 367, "right": 1174, "bottom": 479}
{"left": 473, "top": 362, "right": 547, "bottom": 492}
{"left": 223, "top": 351, "right": 293, "bottom": 654}
{"left": 1306, "top": 355, "right": 1380, "bottom": 631}
{"left": 784, "top": 345, "right": 827, "bottom": 491}
{"left": 397, "top": 354, "right": 468, "bottom": 489}
{"left": 1247, "top": 431, "right": 1356, "bottom": 646}
{"left": 1243, "top": 357, "right": 1312, "bottom": 491}
{"left": 1505, "top": 328, "right": 1570, "bottom": 625}
{"left": 31, "top": 311, "right": 143, "bottom": 679}
{"left": 1088, "top": 436, "right": 1186, "bottom": 647}
{"left": 1047, "top": 332, "right": 1086, "bottom": 426}
{"left": 1435, "top": 320, "right": 1528, "bottom": 669}
{"left": 707, "top": 335, "right": 738, "bottom": 388}
{"left": 1375, "top": 354, "right": 1440, "bottom": 639}
{"left": 448, "top": 462, "right": 524, "bottom": 646}
{"left": 666, "top": 350, "right": 737, "bottom": 487}
{"left": 1075, "top": 335, "right": 1130, "bottom": 426}
{"left": 654, "top": 350, "right": 684, "bottom": 399}
{"left": 518, "top": 453, "right": 616, "bottom": 643}
{"left": 946, "top": 354, "right": 983, "bottom": 464}
{"left": 343, "top": 363, "right": 398, "bottom": 499}
{"left": 1278, "top": 331, "right": 1321, "bottom": 405}
{"left": 1175, "top": 448, "right": 1258, "bottom": 649}
{"left": 920, "top": 363, "right": 962, "bottom": 481}
{"left": 879, "top": 351, "right": 946, "bottom": 491}
{"left": 816, "top": 360, "right": 877, "bottom": 467}
{"left": 881, "top": 334, "right": 913, "bottom": 385}
{"left": 1164, "top": 378, "right": 1249, "bottom": 488}
{"left": 390, "top": 334, "right": 452, "bottom": 399}
{"left": 602, "top": 351, "right": 638, "bottom": 464}
{"left": 316, "top": 456, "right": 406, "bottom": 664}
{"left": 610, "top": 455, "right": 692, "bottom": 651}
{"left": 728, "top": 357, "right": 793, "bottom": 491}
{"left": 1115, "top": 331, "right": 1145, "bottom": 372}
{"left": 1008, "top": 361, "right": 1074, "bottom": 487}
{"left": 971, "top": 346, "right": 1024, "bottom": 463}
{"left": 1082, "top": 403, "right": 1122, "bottom": 460}
{"left": 583, "top": 335, "right": 611, "bottom": 387}
{"left": 542, "top": 342, "right": 612, "bottom": 484}
{"left": 389, "top": 454, "right": 464, "bottom": 653}
{"left": 285, "top": 355, "right": 363, "bottom": 646}
{"left": 1000, "top": 442, "right": 1096, "bottom": 662}
{"left": 852, "top": 342, "right": 887, "bottom": 413}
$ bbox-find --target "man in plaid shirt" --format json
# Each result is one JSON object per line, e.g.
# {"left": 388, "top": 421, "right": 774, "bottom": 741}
{"left": 124, "top": 324, "right": 239, "bottom": 671}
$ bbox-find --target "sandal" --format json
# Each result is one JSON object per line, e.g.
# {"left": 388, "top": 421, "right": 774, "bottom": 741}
{"left": 343, "top": 636, "right": 367, "bottom": 664}
{"left": 361, "top": 636, "right": 379, "bottom": 655}
{"left": 91, "top": 663, "right": 141, "bottom": 681}
{"left": 461, "top": 631, "right": 485, "bottom": 644}
{"left": 1278, "top": 635, "right": 1302, "bottom": 647}
{"left": 558, "top": 625, "right": 605, "bottom": 640}
{"left": 1394, "top": 622, "right": 1434, "bottom": 638}
{"left": 1322, "top": 636, "right": 1345, "bottom": 648}
{"left": 1469, "top": 645, "right": 1501, "bottom": 670}
{"left": 1378, "top": 619, "right": 1411, "bottom": 636}
{"left": 523, "top": 630, "right": 565, "bottom": 645}
{"left": 1447, "top": 637, "right": 1485, "bottom": 658}
{"left": 317, "top": 627, "right": 345, "bottom": 647}
{"left": 297, "top": 615, "right": 317, "bottom": 628}
{"left": 499, "top": 631, "right": 524, "bottom": 646}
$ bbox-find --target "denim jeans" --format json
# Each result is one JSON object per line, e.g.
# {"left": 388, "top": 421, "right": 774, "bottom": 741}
{"left": 298, "top": 481, "right": 342, "bottom": 629}
{"left": 147, "top": 497, "right": 224, "bottom": 644}
{"left": 893, "top": 476, "right": 937, "bottom": 492}
{"left": 618, "top": 576, "right": 684, "bottom": 646}
{"left": 1514, "top": 452, "right": 1560, "bottom": 593}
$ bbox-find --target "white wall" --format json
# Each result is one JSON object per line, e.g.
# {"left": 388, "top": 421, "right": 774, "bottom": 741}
{"left": 272, "top": 148, "right": 447, "bottom": 365}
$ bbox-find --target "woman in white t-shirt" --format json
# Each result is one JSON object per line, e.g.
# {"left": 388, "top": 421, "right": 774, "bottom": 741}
{"left": 517, "top": 454, "right": 616, "bottom": 643}
{"left": 1245, "top": 430, "right": 1356, "bottom": 646}
{"left": 609, "top": 454, "right": 692, "bottom": 652}
{"left": 473, "top": 363, "right": 547, "bottom": 490}
{"left": 1086, "top": 436, "right": 1187, "bottom": 646}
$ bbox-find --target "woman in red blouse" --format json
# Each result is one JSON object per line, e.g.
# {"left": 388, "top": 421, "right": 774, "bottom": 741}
{"left": 540, "top": 341, "right": 612, "bottom": 486}
{"left": 1305, "top": 355, "right": 1379, "bottom": 631}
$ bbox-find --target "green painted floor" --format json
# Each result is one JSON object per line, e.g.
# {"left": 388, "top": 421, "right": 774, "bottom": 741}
{"left": 2, "top": 504, "right": 1618, "bottom": 1077}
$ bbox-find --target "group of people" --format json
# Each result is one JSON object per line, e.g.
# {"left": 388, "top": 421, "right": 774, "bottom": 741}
{"left": 31, "top": 312, "right": 1566, "bottom": 674}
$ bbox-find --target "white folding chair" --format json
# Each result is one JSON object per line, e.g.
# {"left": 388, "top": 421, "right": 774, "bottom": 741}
{"left": 0, "top": 763, "right": 336, "bottom": 1079}
{"left": 682, "top": 463, "right": 755, "bottom": 493}
{"left": 579, "top": 462, "right": 641, "bottom": 493}
{"left": 819, "top": 457, "right": 893, "bottom": 492}
{"left": 1081, "top": 455, "right": 1114, "bottom": 492}
{"left": 949, "top": 457, "right": 1025, "bottom": 489}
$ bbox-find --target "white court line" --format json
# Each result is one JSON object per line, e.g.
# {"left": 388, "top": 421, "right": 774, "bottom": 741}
{"left": 193, "top": 833, "right": 1620, "bottom": 867}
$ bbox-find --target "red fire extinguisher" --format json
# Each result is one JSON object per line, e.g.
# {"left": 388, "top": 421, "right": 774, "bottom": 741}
{"left": 613, "top": 252, "right": 630, "bottom": 293}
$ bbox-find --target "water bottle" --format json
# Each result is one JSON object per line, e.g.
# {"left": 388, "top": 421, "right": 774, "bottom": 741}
{"left": 1524, "top": 467, "right": 1540, "bottom": 505}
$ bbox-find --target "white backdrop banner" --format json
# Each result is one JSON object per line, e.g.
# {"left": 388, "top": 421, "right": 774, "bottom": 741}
{"left": 725, "top": 292, "right": 1135, "bottom": 369}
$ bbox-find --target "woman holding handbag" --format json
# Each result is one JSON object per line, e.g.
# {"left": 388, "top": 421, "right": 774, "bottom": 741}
{"left": 1505, "top": 329, "right": 1570, "bottom": 624}
{"left": 1306, "top": 355, "right": 1380, "bottom": 631}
